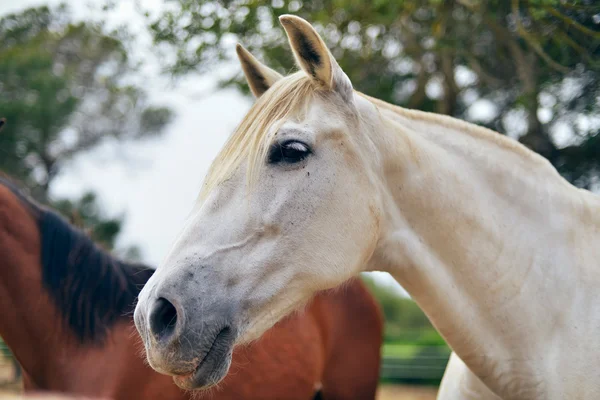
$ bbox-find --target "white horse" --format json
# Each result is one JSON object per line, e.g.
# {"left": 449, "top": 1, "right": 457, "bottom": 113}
{"left": 439, "top": 353, "right": 502, "bottom": 399}
{"left": 134, "top": 15, "right": 600, "bottom": 399}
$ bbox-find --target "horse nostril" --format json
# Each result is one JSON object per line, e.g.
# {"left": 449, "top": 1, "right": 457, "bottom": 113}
{"left": 149, "top": 297, "right": 179, "bottom": 343}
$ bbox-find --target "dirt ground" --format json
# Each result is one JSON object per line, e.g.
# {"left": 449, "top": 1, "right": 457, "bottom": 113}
{"left": 0, "top": 360, "right": 14, "bottom": 383}
{"left": 1, "top": 382, "right": 438, "bottom": 400}
{"left": 377, "top": 384, "right": 438, "bottom": 400}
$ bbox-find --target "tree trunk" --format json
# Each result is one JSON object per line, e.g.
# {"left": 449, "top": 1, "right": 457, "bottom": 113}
{"left": 408, "top": 60, "right": 429, "bottom": 109}
{"left": 435, "top": 1, "right": 460, "bottom": 116}
{"left": 437, "top": 49, "right": 459, "bottom": 116}
{"left": 511, "top": 52, "right": 557, "bottom": 161}
{"left": 37, "top": 151, "right": 56, "bottom": 202}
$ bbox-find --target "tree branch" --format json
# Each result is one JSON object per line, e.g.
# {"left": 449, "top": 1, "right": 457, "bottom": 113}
{"left": 554, "top": 31, "right": 599, "bottom": 68}
{"left": 464, "top": 54, "right": 503, "bottom": 87}
{"left": 544, "top": 6, "right": 600, "bottom": 40}
{"left": 512, "top": 0, "right": 571, "bottom": 74}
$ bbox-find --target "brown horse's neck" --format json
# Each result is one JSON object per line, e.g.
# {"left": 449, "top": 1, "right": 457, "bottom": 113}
{"left": 9, "top": 314, "right": 172, "bottom": 400}
{"left": 7, "top": 318, "right": 136, "bottom": 395}
{"left": 0, "top": 267, "right": 73, "bottom": 391}
{"left": 0, "top": 184, "right": 78, "bottom": 390}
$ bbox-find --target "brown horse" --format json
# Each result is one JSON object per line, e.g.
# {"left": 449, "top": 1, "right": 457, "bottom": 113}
{"left": 0, "top": 176, "right": 383, "bottom": 400}
{"left": 0, "top": 393, "right": 107, "bottom": 400}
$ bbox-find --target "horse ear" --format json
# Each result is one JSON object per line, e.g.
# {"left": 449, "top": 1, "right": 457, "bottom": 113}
{"left": 236, "top": 44, "right": 283, "bottom": 98}
{"left": 279, "top": 15, "right": 352, "bottom": 100}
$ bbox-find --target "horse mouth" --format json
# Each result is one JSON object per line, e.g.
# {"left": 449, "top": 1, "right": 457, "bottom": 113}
{"left": 172, "top": 326, "right": 233, "bottom": 390}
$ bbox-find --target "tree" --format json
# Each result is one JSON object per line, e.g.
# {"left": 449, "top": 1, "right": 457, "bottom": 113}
{"left": 0, "top": 5, "right": 173, "bottom": 258}
{"left": 147, "top": 0, "right": 599, "bottom": 187}
{"left": 0, "top": 5, "right": 173, "bottom": 200}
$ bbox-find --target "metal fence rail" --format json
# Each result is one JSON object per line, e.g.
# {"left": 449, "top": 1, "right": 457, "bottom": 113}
{"left": 381, "top": 354, "right": 450, "bottom": 381}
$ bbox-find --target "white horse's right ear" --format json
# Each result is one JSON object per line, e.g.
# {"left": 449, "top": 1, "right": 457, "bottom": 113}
{"left": 236, "top": 44, "right": 283, "bottom": 98}
{"left": 279, "top": 14, "right": 353, "bottom": 101}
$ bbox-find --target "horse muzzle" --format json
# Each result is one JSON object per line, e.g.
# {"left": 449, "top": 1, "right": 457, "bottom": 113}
{"left": 134, "top": 287, "right": 237, "bottom": 389}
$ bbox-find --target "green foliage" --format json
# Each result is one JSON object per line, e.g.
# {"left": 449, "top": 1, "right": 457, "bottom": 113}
{"left": 147, "top": 0, "right": 600, "bottom": 187}
{"left": 0, "top": 337, "right": 11, "bottom": 358}
{"left": 0, "top": 5, "right": 173, "bottom": 199}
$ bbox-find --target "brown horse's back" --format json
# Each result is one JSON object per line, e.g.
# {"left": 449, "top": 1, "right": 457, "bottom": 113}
{"left": 209, "top": 278, "right": 382, "bottom": 400}
{"left": 312, "top": 278, "right": 384, "bottom": 400}
{"left": 214, "top": 310, "right": 323, "bottom": 399}
{"left": 0, "top": 393, "right": 108, "bottom": 400}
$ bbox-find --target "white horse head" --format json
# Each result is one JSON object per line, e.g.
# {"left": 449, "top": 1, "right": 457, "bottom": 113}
{"left": 135, "top": 15, "right": 384, "bottom": 389}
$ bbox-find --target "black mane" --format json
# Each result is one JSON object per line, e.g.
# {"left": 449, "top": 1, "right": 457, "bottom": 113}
{"left": 0, "top": 176, "right": 155, "bottom": 343}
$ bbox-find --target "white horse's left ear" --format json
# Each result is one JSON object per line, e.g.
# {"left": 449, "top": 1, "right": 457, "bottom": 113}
{"left": 279, "top": 15, "right": 353, "bottom": 101}
{"left": 236, "top": 44, "right": 283, "bottom": 98}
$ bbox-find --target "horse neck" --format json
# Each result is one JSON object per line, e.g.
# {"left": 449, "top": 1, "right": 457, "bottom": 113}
{"left": 0, "top": 185, "right": 59, "bottom": 387}
{"left": 5, "top": 283, "right": 172, "bottom": 399}
{"left": 0, "top": 268, "right": 66, "bottom": 389}
{"left": 1, "top": 285, "right": 146, "bottom": 397}
{"left": 0, "top": 256, "right": 128, "bottom": 394}
{"left": 0, "top": 186, "right": 150, "bottom": 398}
{"left": 0, "top": 245, "right": 74, "bottom": 390}
{"left": 365, "top": 102, "right": 600, "bottom": 398}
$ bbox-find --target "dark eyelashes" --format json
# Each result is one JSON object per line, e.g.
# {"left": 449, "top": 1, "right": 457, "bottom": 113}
{"left": 268, "top": 140, "right": 311, "bottom": 164}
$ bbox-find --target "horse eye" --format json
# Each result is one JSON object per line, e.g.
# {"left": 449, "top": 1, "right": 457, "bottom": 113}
{"left": 268, "top": 140, "right": 311, "bottom": 164}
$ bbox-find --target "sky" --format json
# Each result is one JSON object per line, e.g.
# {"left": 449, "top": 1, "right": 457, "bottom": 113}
{"left": 1, "top": 0, "right": 408, "bottom": 295}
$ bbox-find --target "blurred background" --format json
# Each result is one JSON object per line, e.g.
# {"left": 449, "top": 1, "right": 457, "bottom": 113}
{"left": 0, "top": 0, "right": 598, "bottom": 398}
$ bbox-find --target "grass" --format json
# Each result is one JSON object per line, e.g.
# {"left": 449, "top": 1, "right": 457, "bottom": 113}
{"left": 383, "top": 343, "right": 422, "bottom": 358}
{"left": 382, "top": 342, "right": 450, "bottom": 358}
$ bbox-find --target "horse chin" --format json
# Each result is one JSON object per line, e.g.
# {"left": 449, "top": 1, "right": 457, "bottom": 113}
{"left": 171, "top": 348, "right": 233, "bottom": 390}
{"left": 170, "top": 326, "right": 236, "bottom": 390}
